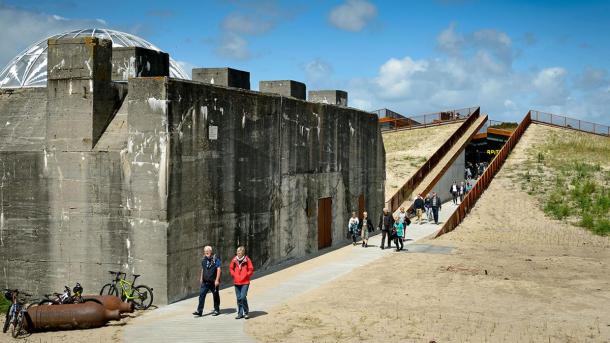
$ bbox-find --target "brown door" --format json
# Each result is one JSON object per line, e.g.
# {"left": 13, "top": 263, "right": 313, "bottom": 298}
{"left": 318, "top": 197, "right": 332, "bottom": 249}
{"left": 358, "top": 194, "right": 365, "bottom": 219}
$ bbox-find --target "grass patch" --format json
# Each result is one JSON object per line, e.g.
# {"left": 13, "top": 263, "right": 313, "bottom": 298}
{"left": 490, "top": 122, "right": 519, "bottom": 131}
{"left": 0, "top": 295, "right": 9, "bottom": 314}
{"left": 518, "top": 130, "right": 610, "bottom": 236}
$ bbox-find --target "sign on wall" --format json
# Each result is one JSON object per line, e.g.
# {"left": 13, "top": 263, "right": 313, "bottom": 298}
{"left": 209, "top": 126, "right": 218, "bottom": 140}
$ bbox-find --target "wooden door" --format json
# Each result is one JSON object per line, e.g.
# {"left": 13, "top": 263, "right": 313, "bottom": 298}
{"left": 358, "top": 194, "right": 365, "bottom": 219}
{"left": 318, "top": 197, "right": 332, "bottom": 249}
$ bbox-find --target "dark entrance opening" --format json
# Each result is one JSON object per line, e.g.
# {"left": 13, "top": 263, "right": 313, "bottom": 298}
{"left": 318, "top": 197, "right": 332, "bottom": 249}
{"left": 358, "top": 194, "right": 365, "bottom": 219}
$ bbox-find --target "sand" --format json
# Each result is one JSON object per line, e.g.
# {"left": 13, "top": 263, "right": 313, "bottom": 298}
{"left": 246, "top": 124, "right": 610, "bottom": 343}
{"left": 0, "top": 308, "right": 140, "bottom": 343}
{"left": 383, "top": 123, "right": 462, "bottom": 201}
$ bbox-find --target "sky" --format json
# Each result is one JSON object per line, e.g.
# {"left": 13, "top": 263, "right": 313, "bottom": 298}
{"left": 1, "top": 0, "right": 609, "bottom": 125}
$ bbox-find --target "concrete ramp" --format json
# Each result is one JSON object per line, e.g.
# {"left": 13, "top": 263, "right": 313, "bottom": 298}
{"left": 388, "top": 112, "right": 487, "bottom": 211}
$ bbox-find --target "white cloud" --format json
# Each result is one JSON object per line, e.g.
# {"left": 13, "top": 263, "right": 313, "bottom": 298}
{"left": 221, "top": 13, "right": 274, "bottom": 35}
{"left": 532, "top": 67, "right": 568, "bottom": 105}
{"left": 303, "top": 59, "right": 333, "bottom": 83}
{"left": 575, "top": 67, "right": 608, "bottom": 90}
{"left": 328, "top": 0, "right": 377, "bottom": 32}
{"left": 346, "top": 24, "right": 610, "bottom": 123}
{"left": 437, "top": 23, "right": 462, "bottom": 54}
{"left": 216, "top": 32, "right": 250, "bottom": 60}
{"left": 0, "top": 4, "right": 107, "bottom": 68}
{"left": 374, "top": 57, "right": 428, "bottom": 99}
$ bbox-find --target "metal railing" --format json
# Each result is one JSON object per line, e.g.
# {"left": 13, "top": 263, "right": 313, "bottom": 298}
{"left": 385, "top": 107, "right": 481, "bottom": 212}
{"left": 435, "top": 112, "right": 533, "bottom": 238}
{"left": 377, "top": 107, "right": 479, "bottom": 132}
{"left": 530, "top": 110, "right": 609, "bottom": 137}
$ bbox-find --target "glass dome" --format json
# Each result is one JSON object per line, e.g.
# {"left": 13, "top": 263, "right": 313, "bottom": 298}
{"left": 0, "top": 28, "right": 189, "bottom": 88}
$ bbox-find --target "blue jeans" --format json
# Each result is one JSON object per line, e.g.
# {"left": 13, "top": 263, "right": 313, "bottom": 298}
{"left": 196, "top": 282, "right": 220, "bottom": 313}
{"left": 234, "top": 284, "right": 249, "bottom": 316}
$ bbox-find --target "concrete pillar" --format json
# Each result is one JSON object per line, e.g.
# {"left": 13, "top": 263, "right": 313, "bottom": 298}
{"left": 192, "top": 67, "right": 250, "bottom": 90}
{"left": 47, "top": 37, "right": 116, "bottom": 150}
{"left": 112, "top": 47, "right": 169, "bottom": 81}
{"left": 308, "top": 90, "right": 348, "bottom": 107}
{"left": 259, "top": 80, "right": 306, "bottom": 100}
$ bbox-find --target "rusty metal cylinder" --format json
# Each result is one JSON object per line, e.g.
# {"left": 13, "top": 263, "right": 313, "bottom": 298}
{"left": 25, "top": 301, "right": 120, "bottom": 331}
{"left": 82, "top": 295, "right": 134, "bottom": 313}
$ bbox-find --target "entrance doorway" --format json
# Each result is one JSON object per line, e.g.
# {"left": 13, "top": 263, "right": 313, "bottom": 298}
{"left": 358, "top": 194, "right": 365, "bottom": 219}
{"left": 317, "top": 197, "right": 332, "bottom": 249}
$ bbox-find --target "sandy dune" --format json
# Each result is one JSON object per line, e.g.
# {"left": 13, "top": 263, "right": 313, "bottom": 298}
{"left": 246, "top": 124, "right": 610, "bottom": 343}
{"left": 383, "top": 123, "right": 462, "bottom": 201}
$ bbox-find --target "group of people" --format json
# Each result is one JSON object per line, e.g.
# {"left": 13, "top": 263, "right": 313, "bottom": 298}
{"left": 413, "top": 192, "right": 443, "bottom": 224}
{"left": 193, "top": 245, "right": 254, "bottom": 320}
{"left": 465, "top": 161, "right": 487, "bottom": 180}
{"left": 347, "top": 207, "right": 411, "bottom": 252}
{"left": 449, "top": 180, "right": 471, "bottom": 205}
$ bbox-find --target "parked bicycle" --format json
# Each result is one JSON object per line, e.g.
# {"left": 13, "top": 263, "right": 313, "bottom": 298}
{"left": 3, "top": 288, "right": 32, "bottom": 338}
{"left": 100, "top": 271, "right": 153, "bottom": 310}
{"left": 38, "top": 283, "right": 99, "bottom": 306}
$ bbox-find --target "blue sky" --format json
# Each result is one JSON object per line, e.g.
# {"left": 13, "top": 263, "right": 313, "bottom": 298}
{"left": 1, "top": 0, "right": 609, "bottom": 124}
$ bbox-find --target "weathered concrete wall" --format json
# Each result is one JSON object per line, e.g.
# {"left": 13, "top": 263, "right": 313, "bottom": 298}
{"left": 1, "top": 39, "right": 384, "bottom": 305}
{"left": 431, "top": 149, "right": 465, "bottom": 202}
{"left": 0, "top": 88, "right": 47, "bottom": 151}
{"left": 153, "top": 79, "right": 384, "bottom": 302}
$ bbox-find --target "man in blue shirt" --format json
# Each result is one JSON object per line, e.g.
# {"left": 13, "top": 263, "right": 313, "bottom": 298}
{"left": 193, "top": 246, "right": 221, "bottom": 317}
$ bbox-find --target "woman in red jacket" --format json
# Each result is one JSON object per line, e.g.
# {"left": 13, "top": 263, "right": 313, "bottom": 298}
{"left": 229, "top": 246, "right": 254, "bottom": 319}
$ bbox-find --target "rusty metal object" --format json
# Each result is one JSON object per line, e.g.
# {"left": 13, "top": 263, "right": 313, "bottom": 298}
{"left": 82, "top": 295, "right": 134, "bottom": 313}
{"left": 25, "top": 301, "right": 120, "bottom": 331}
{"left": 435, "top": 112, "right": 532, "bottom": 238}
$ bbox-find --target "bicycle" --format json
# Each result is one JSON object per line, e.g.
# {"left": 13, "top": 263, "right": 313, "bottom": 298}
{"left": 100, "top": 271, "right": 153, "bottom": 310}
{"left": 38, "top": 283, "right": 99, "bottom": 306}
{"left": 3, "top": 288, "right": 32, "bottom": 338}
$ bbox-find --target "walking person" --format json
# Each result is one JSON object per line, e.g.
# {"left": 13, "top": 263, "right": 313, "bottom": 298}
{"left": 229, "top": 246, "right": 254, "bottom": 320}
{"left": 424, "top": 194, "right": 433, "bottom": 222}
{"left": 359, "top": 211, "right": 373, "bottom": 247}
{"left": 458, "top": 181, "right": 466, "bottom": 203}
{"left": 414, "top": 194, "right": 425, "bottom": 224}
{"left": 193, "top": 246, "right": 221, "bottom": 317}
{"left": 348, "top": 212, "right": 360, "bottom": 246}
{"left": 397, "top": 206, "right": 408, "bottom": 241}
{"left": 450, "top": 181, "right": 458, "bottom": 205}
{"left": 392, "top": 215, "right": 404, "bottom": 252}
{"left": 378, "top": 208, "right": 394, "bottom": 249}
{"left": 430, "top": 192, "right": 442, "bottom": 224}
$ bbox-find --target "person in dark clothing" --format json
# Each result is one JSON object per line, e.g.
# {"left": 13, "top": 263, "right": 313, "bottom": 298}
{"left": 413, "top": 194, "right": 425, "bottom": 224}
{"left": 193, "top": 246, "right": 221, "bottom": 317}
{"left": 430, "top": 192, "right": 442, "bottom": 224}
{"left": 450, "top": 181, "right": 458, "bottom": 204}
{"left": 424, "top": 194, "right": 433, "bottom": 222}
{"left": 378, "top": 208, "right": 394, "bottom": 249}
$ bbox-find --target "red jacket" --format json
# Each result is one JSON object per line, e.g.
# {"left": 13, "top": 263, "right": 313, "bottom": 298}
{"left": 229, "top": 256, "right": 254, "bottom": 285}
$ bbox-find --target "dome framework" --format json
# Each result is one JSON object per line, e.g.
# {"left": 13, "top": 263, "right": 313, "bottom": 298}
{"left": 0, "top": 28, "right": 189, "bottom": 88}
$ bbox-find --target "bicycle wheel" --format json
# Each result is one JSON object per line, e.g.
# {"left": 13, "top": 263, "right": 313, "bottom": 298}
{"left": 11, "top": 312, "right": 22, "bottom": 338}
{"left": 132, "top": 285, "right": 153, "bottom": 310}
{"left": 2, "top": 309, "right": 11, "bottom": 333}
{"left": 100, "top": 284, "right": 118, "bottom": 296}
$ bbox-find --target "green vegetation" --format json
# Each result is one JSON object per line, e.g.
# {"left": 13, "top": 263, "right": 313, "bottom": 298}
{"left": 518, "top": 131, "right": 610, "bottom": 236}
{"left": 489, "top": 122, "right": 519, "bottom": 131}
{"left": 0, "top": 295, "right": 9, "bottom": 314}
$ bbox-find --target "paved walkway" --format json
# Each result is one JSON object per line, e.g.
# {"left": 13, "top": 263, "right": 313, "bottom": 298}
{"left": 123, "top": 202, "right": 458, "bottom": 343}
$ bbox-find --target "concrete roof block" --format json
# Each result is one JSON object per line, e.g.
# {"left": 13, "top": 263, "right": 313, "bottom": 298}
{"left": 259, "top": 80, "right": 306, "bottom": 100}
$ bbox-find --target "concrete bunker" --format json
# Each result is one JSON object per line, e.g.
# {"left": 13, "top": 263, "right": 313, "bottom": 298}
{"left": 0, "top": 35, "right": 385, "bottom": 304}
